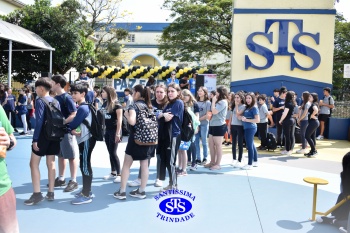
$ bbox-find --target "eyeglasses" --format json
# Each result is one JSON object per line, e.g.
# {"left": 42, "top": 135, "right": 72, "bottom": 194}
{"left": 171, "top": 73, "right": 176, "bottom": 75}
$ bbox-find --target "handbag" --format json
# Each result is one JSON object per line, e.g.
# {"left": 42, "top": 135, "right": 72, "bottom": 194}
{"left": 179, "top": 141, "right": 191, "bottom": 150}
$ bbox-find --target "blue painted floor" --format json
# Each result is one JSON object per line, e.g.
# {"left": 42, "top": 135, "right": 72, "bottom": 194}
{"left": 5, "top": 133, "right": 347, "bottom": 233}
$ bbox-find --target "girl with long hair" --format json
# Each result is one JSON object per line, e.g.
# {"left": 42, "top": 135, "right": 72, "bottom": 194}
{"left": 205, "top": 86, "right": 228, "bottom": 170}
{"left": 241, "top": 92, "right": 260, "bottom": 170}
{"left": 113, "top": 85, "right": 156, "bottom": 199}
{"left": 304, "top": 93, "right": 320, "bottom": 157}
{"left": 24, "top": 86, "right": 34, "bottom": 131}
{"left": 158, "top": 83, "right": 184, "bottom": 190}
{"left": 228, "top": 92, "right": 246, "bottom": 168}
{"left": 94, "top": 90, "right": 103, "bottom": 110}
{"left": 296, "top": 92, "right": 311, "bottom": 154}
{"left": 195, "top": 86, "right": 211, "bottom": 165}
{"left": 224, "top": 92, "right": 234, "bottom": 145}
{"left": 102, "top": 86, "right": 123, "bottom": 183}
{"left": 279, "top": 91, "right": 297, "bottom": 155}
{"left": 177, "top": 89, "right": 199, "bottom": 175}
{"left": 16, "top": 89, "right": 28, "bottom": 135}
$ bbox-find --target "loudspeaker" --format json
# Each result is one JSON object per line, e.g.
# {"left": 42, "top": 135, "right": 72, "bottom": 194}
{"left": 195, "top": 75, "right": 205, "bottom": 97}
{"left": 41, "top": 72, "right": 52, "bottom": 78}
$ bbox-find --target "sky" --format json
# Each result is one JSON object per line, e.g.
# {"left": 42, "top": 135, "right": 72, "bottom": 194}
{"left": 23, "top": 0, "right": 350, "bottom": 22}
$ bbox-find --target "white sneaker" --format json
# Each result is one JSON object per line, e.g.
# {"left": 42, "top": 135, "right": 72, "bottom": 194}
{"left": 103, "top": 173, "right": 116, "bottom": 180}
{"left": 154, "top": 179, "right": 163, "bottom": 187}
{"left": 113, "top": 176, "right": 121, "bottom": 183}
{"left": 234, "top": 162, "right": 243, "bottom": 168}
{"left": 231, "top": 160, "right": 238, "bottom": 167}
{"left": 128, "top": 179, "right": 141, "bottom": 187}
{"left": 190, "top": 164, "right": 197, "bottom": 171}
{"left": 241, "top": 164, "right": 252, "bottom": 170}
{"left": 281, "top": 150, "right": 288, "bottom": 155}
{"left": 253, "top": 162, "right": 258, "bottom": 167}
{"left": 316, "top": 135, "right": 324, "bottom": 140}
{"left": 296, "top": 149, "right": 305, "bottom": 154}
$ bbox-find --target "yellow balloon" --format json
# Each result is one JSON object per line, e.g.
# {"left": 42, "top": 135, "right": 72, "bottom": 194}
{"left": 136, "top": 69, "right": 141, "bottom": 75}
{"left": 161, "top": 72, "right": 166, "bottom": 77}
{"left": 132, "top": 71, "right": 137, "bottom": 77}
{"left": 93, "top": 68, "right": 98, "bottom": 74}
{"left": 176, "top": 73, "right": 180, "bottom": 78}
{"left": 86, "top": 67, "right": 91, "bottom": 73}
{"left": 179, "top": 69, "right": 184, "bottom": 75}
{"left": 154, "top": 67, "right": 159, "bottom": 72}
{"left": 165, "top": 69, "right": 170, "bottom": 74}
{"left": 184, "top": 67, "right": 189, "bottom": 73}
{"left": 150, "top": 68, "right": 155, "bottom": 74}
{"left": 169, "top": 67, "right": 175, "bottom": 71}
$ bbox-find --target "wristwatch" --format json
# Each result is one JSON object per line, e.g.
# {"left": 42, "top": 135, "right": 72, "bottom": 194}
{"left": 7, "top": 137, "right": 14, "bottom": 151}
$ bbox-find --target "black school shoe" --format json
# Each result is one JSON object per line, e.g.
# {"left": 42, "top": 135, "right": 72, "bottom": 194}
{"left": 47, "top": 177, "right": 67, "bottom": 188}
{"left": 304, "top": 150, "right": 318, "bottom": 157}
{"left": 24, "top": 193, "right": 44, "bottom": 205}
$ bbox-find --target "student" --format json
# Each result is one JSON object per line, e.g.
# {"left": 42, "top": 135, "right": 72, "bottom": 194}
{"left": 51, "top": 75, "right": 79, "bottom": 192}
{"left": 146, "top": 75, "right": 156, "bottom": 87}
{"left": 189, "top": 72, "right": 197, "bottom": 96}
{"left": 128, "top": 84, "right": 168, "bottom": 188}
{"left": 228, "top": 92, "right": 246, "bottom": 168}
{"left": 223, "top": 92, "right": 234, "bottom": 146}
{"left": 273, "top": 87, "right": 287, "bottom": 147}
{"left": 69, "top": 84, "right": 97, "bottom": 204}
{"left": 25, "top": 78, "right": 60, "bottom": 205}
{"left": 94, "top": 90, "right": 103, "bottom": 110}
{"left": 166, "top": 71, "right": 180, "bottom": 86}
{"left": 0, "top": 105, "right": 18, "bottom": 233}
{"left": 179, "top": 74, "right": 190, "bottom": 90}
{"left": 304, "top": 93, "right": 320, "bottom": 157}
{"left": 317, "top": 152, "right": 350, "bottom": 232}
{"left": 113, "top": 85, "right": 156, "bottom": 200}
{"left": 158, "top": 83, "right": 184, "bottom": 190}
{"left": 257, "top": 94, "right": 274, "bottom": 150}
{"left": 16, "top": 89, "right": 28, "bottom": 135}
{"left": 122, "top": 88, "right": 133, "bottom": 109}
{"left": 317, "top": 87, "right": 334, "bottom": 140}
{"left": 101, "top": 86, "right": 123, "bottom": 183}
{"left": 205, "top": 86, "right": 228, "bottom": 170}
{"left": 241, "top": 92, "right": 260, "bottom": 170}
{"left": 2, "top": 87, "right": 17, "bottom": 133}
{"left": 279, "top": 91, "right": 297, "bottom": 155}
{"left": 24, "top": 86, "right": 34, "bottom": 131}
{"left": 81, "top": 82, "right": 94, "bottom": 104}
{"left": 296, "top": 92, "right": 311, "bottom": 154}
{"left": 195, "top": 86, "right": 211, "bottom": 165}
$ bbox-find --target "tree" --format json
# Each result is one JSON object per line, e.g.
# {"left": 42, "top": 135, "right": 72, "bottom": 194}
{"left": 79, "top": 0, "right": 129, "bottom": 65}
{"left": 0, "top": 0, "right": 91, "bottom": 83}
{"left": 332, "top": 14, "right": 350, "bottom": 100}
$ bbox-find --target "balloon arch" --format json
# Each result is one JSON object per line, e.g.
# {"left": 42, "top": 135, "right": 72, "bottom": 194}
{"left": 85, "top": 65, "right": 213, "bottom": 80}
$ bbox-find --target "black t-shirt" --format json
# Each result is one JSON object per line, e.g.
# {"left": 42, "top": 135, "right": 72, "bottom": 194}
{"left": 179, "top": 78, "right": 189, "bottom": 89}
{"left": 308, "top": 103, "right": 318, "bottom": 120}
{"left": 102, "top": 102, "right": 123, "bottom": 130}
{"left": 273, "top": 97, "right": 285, "bottom": 120}
{"left": 152, "top": 99, "right": 165, "bottom": 115}
{"left": 285, "top": 102, "right": 294, "bottom": 119}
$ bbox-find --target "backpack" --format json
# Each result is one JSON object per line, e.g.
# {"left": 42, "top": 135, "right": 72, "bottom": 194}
{"left": 82, "top": 103, "right": 105, "bottom": 141}
{"left": 294, "top": 126, "right": 302, "bottom": 143}
{"left": 181, "top": 108, "right": 195, "bottom": 142}
{"left": 122, "top": 110, "right": 130, "bottom": 136}
{"left": 133, "top": 102, "right": 158, "bottom": 145}
{"left": 266, "top": 132, "right": 277, "bottom": 151}
{"left": 41, "top": 97, "right": 66, "bottom": 141}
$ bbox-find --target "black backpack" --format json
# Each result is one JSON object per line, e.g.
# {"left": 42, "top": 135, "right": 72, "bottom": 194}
{"left": 82, "top": 104, "right": 104, "bottom": 141}
{"left": 122, "top": 109, "right": 130, "bottom": 136}
{"left": 294, "top": 126, "right": 302, "bottom": 143}
{"left": 41, "top": 98, "right": 66, "bottom": 141}
{"left": 266, "top": 132, "right": 277, "bottom": 151}
{"left": 181, "top": 108, "right": 194, "bottom": 142}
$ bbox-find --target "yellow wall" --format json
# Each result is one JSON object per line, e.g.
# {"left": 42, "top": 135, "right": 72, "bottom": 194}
{"left": 231, "top": 0, "right": 335, "bottom": 84}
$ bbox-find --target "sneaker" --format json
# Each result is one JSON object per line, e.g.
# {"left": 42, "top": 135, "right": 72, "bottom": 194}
{"left": 190, "top": 164, "right": 197, "bottom": 171}
{"left": 24, "top": 193, "right": 44, "bottom": 205}
{"left": 162, "top": 184, "right": 177, "bottom": 191}
{"left": 154, "top": 179, "right": 163, "bottom": 187}
{"left": 64, "top": 180, "right": 78, "bottom": 192}
{"left": 14, "top": 128, "right": 18, "bottom": 133}
{"left": 103, "top": 173, "right": 116, "bottom": 180}
{"left": 224, "top": 142, "right": 231, "bottom": 146}
{"left": 45, "top": 192, "right": 54, "bottom": 201}
{"left": 253, "top": 161, "right": 258, "bottom": 167}
{"left": 231, "top": 160, "right": 238, "bottom": 167}
{"left": 281, "top": 150, "right": 288, "bottom": 155}
{"left": 113, "top": 176, "right": 121, "bottom": 183}
{"left": 187, "top": 162, "right": 191, "bottom": 166}
{"left": 234, "top": 162, "right": 243, "bottom": 168}
{"left": 74, "top": 191, "right": 92, "bottom": 198}
{"left": 129, "top": 188, "right": 146, "bottom": 199}
{"left": 316, "top": 216, "right": 334, "bottom": 224}
{"left": 306, "top": 150, "right": 318, "bottom": 157}
{"left": 177, "top": 171, "right": 188, "bottom": 177}
{"left": 19, "top": 131, "right": 28, "bottom": 135}
{"left": 316, "top": 135, "right": 324, "bottom": 140}
{"left": 201, "top": 159, "right": 207, "bottom": 165}
{"left": 241, "top": 164, "right": 252, "bottom": 170}
{"left": 71, "top": 194, "right": 93, "bottom": 205}
{"left": 258, "top": 146, "right": 267, "bottom": 151}
{"left": 113, "top": 189, "right": 126, "bottom": 200}
{"left": 52, "top": 177, "right": 67, "bottom": 187}
{"left": 339, "top": 227, "right": 347, "bottom": 233}
{"left": 296, "top": 149, "right": 305, "bottom": 154}
{"left": 209, "top": 165, "right": 221, "bottom": 170}
{"left": 195, "top": 159, "right": 201, "bottom": 165}
{"left": 128, "top": 179, "right": 141, "bottom": 187}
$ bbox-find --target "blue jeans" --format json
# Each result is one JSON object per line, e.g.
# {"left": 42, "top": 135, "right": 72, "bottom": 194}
{"left": 244, "top": 127, "right": 258, "bottom": 165}
{"left": 195, "top": 124, "right": 209, "bottom": 160}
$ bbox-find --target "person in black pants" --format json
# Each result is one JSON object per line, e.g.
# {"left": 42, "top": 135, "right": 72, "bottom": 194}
{"left": 273, "top": 87, "right": 287, "bottom": 147}
{"left": 257, "top": 94, "right": 274, "bottom": 150}
{"left": 278, "top": 91, "right": 296, "bottom": 155}
{"left": 304, "top": 93, "right": 320, "bottom": 157}
{"left": 2, "top": 88, "right": 18, "bottom": 132}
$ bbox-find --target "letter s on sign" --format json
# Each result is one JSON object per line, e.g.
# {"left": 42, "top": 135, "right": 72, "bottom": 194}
{"left": 245, "top": 32, "right": 274, "bottom": 70}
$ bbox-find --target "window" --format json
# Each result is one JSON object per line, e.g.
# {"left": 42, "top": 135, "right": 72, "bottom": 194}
{"left": 127, "top": 34, "right": 135, "bottom": 42}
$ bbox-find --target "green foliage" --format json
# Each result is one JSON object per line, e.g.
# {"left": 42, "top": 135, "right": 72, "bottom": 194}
{"left": 333, "top": 14, "right": 350, "bottom": 100}
{"left": 158, "top": 0, "right": 232, "bottom": 64}
{"left": 0, "top": 0, "right": 91, "bottom": 83}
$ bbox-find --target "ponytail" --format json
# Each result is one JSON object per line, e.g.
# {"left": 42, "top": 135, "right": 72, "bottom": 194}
{"left": 134, "top": 84, "right": 152, "bottom": 109}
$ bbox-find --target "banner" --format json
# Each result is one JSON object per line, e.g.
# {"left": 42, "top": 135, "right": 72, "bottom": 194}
{"left": 203, "top": 74, "right": 217, "bottom": 92}
{"left": 114, "top": 79, "right": 166, "bottom": 92}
